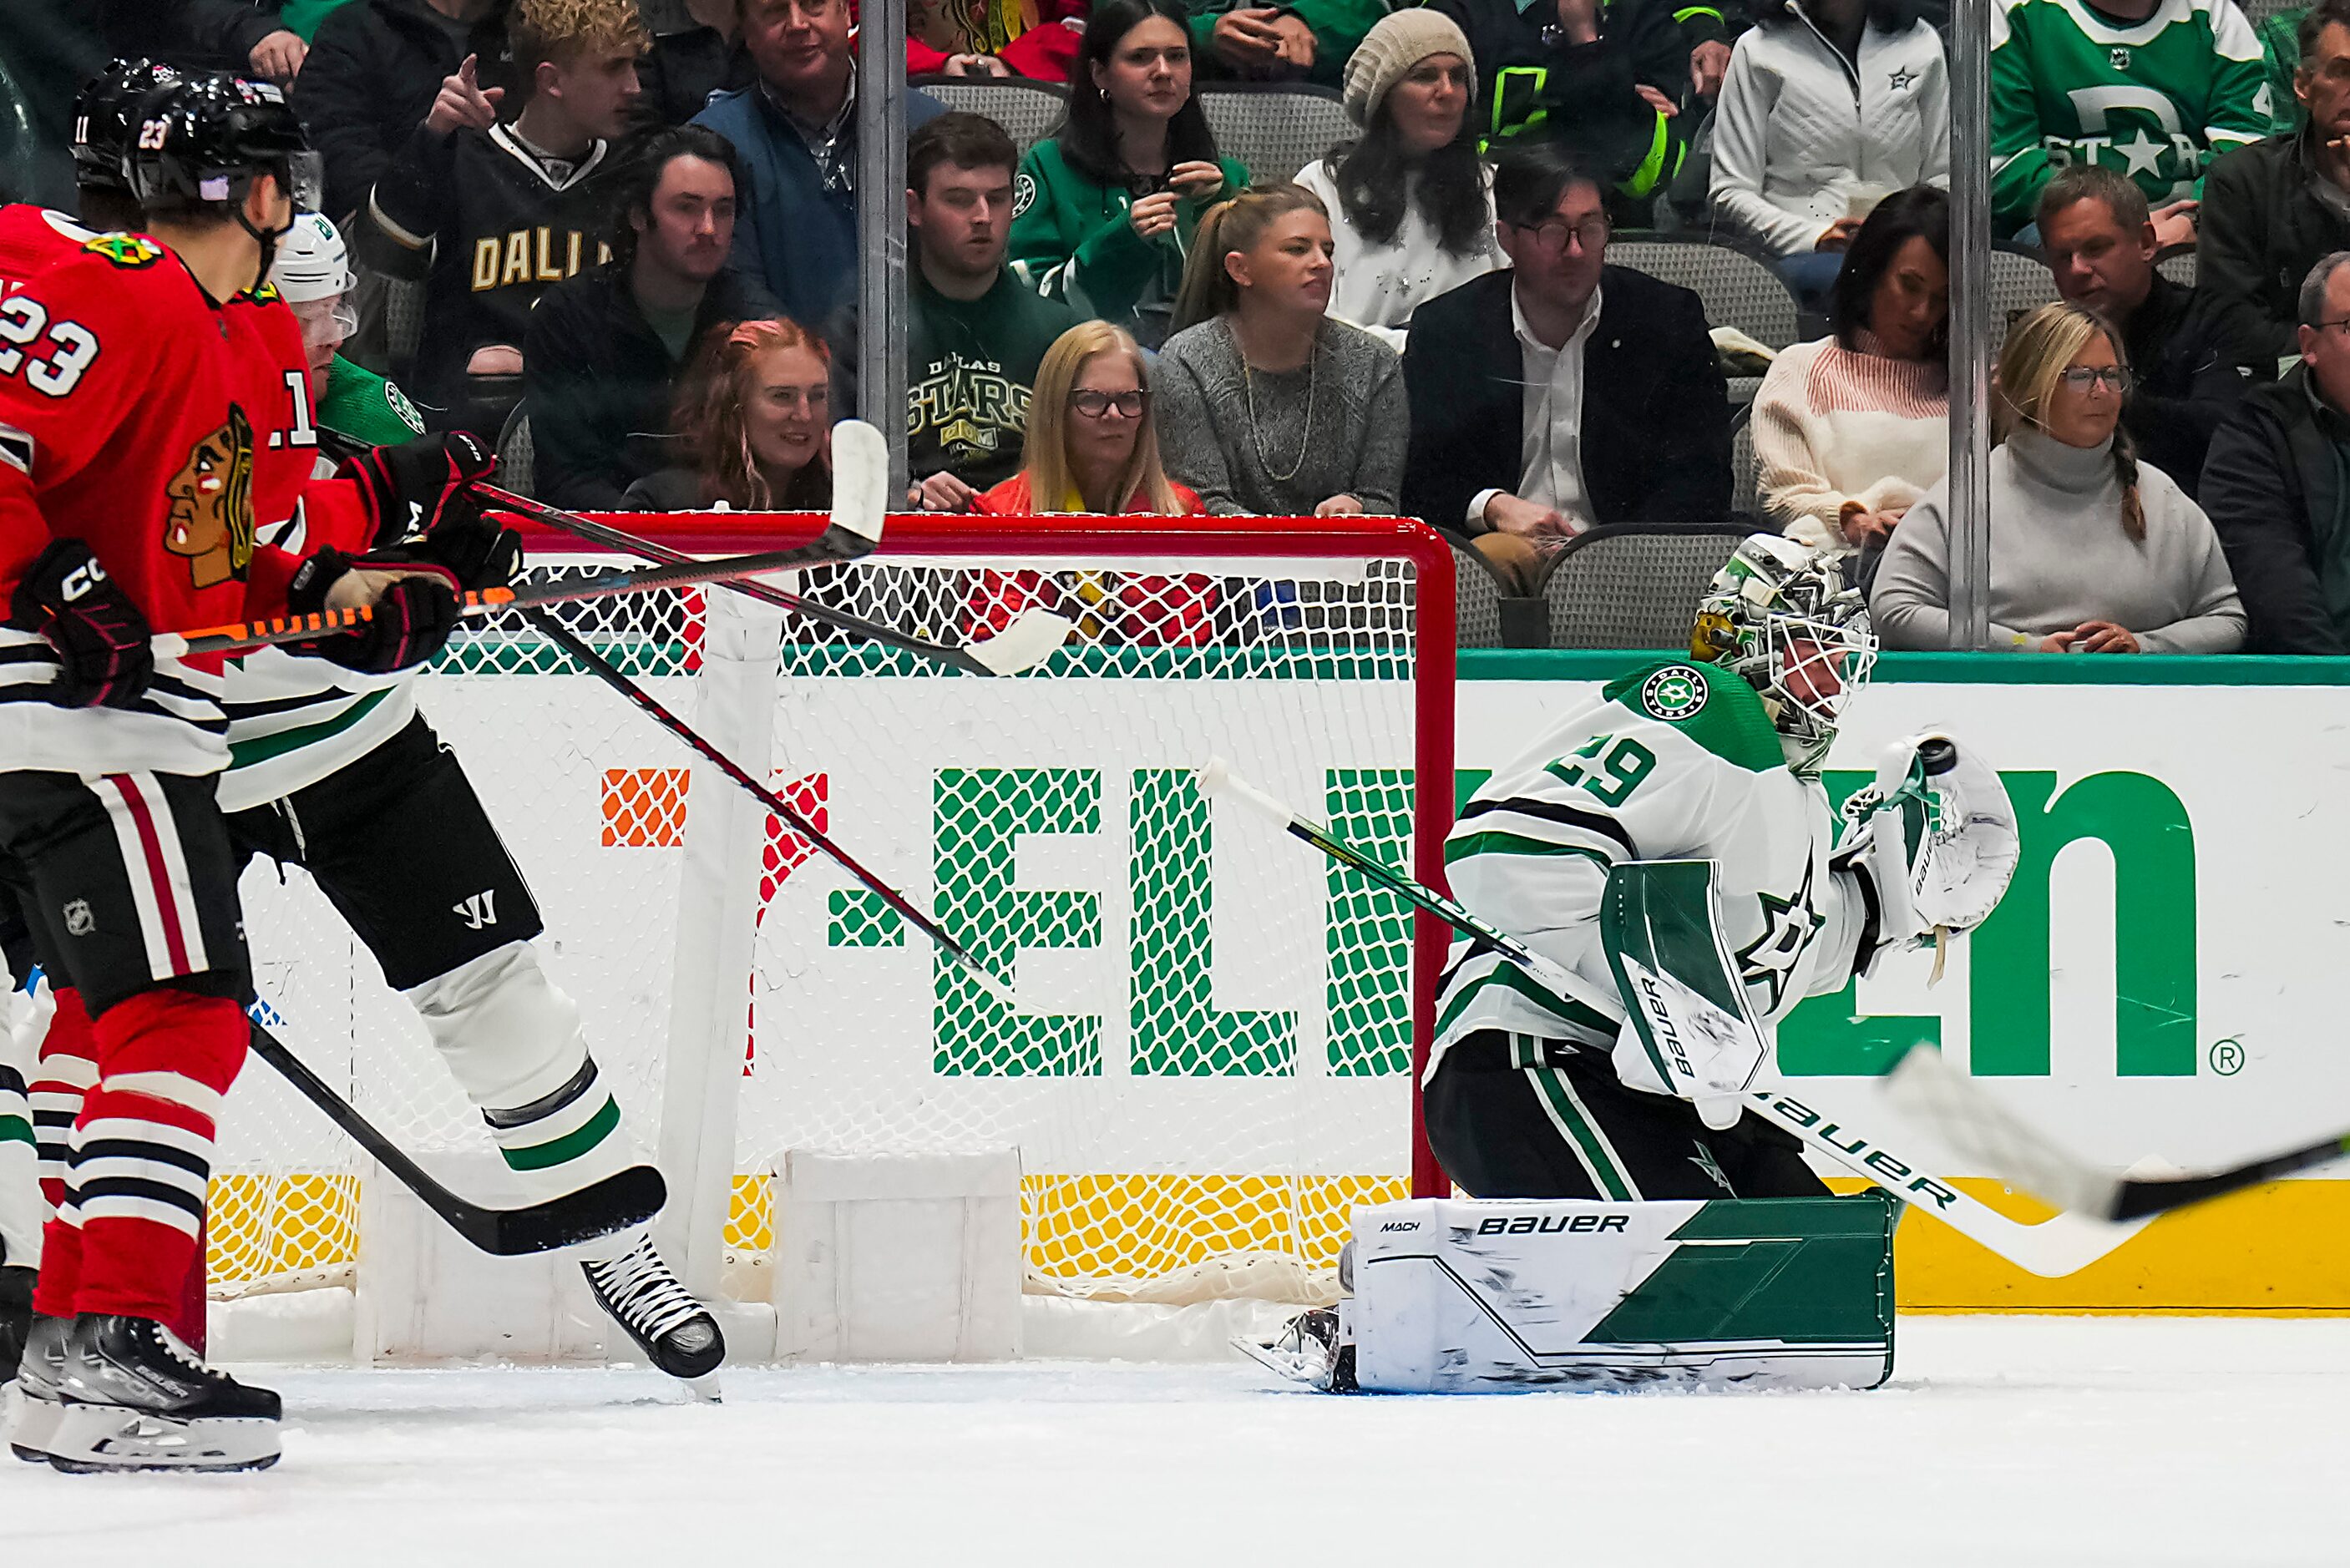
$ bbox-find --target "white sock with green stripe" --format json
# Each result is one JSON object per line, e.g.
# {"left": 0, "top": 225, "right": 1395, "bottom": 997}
{"left": 0, "top": 1019, "right": 41, "bottom": 1269}
{"left": 405, "top": 940, "right": 648, "bottom": 1262}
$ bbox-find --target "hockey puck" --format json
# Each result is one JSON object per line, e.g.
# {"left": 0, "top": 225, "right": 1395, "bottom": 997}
{"left": 1918, "top": 738, "right": 1958, "bottom": 775}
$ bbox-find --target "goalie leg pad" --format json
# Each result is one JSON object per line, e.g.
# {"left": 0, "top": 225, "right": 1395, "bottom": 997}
{"left": 1346, "top": 1192, "right": 1897, "bottom": 1394}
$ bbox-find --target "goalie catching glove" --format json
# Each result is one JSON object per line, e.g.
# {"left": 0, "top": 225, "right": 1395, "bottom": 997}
{"left": 284, "top": 548, "right": 461, "bottom": 674}
{"left": 1838, "top": 731, "right": 2019, "bottom": 970}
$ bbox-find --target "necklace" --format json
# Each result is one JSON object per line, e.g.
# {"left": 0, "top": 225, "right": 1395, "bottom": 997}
{"left": 1239, "top": 321, "right": 1316, "bottom": 485}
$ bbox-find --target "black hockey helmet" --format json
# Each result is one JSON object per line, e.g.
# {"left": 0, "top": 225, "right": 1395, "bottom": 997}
{"left": 69, "top": 58, "right": 182, "bottom": 195}
{"left": 124, "top": 74, "right": 321, "bottom": 217}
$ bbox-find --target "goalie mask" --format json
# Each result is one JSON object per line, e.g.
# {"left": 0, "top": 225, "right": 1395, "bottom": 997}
{"left": 1689, "top": 534, "right": 1877, "bottom": 773}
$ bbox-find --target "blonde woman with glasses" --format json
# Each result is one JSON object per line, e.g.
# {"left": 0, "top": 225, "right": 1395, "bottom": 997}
{"left": 1871, "top": 301, "right": 2246, "bottom": 652}
{"left": 970, "top": 320, "right": 1217, "bottom": 644}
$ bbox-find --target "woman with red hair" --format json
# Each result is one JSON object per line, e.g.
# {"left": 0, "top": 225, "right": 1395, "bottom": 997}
{"left": 624, "top": 318, "right": 834, "bottom": 511}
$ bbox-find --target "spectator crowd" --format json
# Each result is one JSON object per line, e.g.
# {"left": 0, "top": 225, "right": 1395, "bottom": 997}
{"left": 38, "top": 0, "right": 2350, "bottom": 655}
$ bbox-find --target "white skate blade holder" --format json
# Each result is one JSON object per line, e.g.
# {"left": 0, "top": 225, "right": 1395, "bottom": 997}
{"left": 44, "top": 1400, "right": 281, "bottom": 1474}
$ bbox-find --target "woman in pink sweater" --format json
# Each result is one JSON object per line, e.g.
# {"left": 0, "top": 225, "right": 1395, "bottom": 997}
{"left": 1750, "top": 185, "right": 1949, "bottom": 564}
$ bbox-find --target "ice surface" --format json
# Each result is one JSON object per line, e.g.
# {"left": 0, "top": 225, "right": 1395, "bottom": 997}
{"left": 5, "top": 1317, "right": 2339, "bottom": 1567}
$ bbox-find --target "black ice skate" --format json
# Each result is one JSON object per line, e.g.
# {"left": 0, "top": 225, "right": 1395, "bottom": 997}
{"left": 46, "top": 1314, "right": 281, "bottom": 1474}
{"left": 1236, "top": 1307, "right": 1357, "bottom": 1393}
{"left": 582, "top": 1236, "right": 725, "bottom": 1380}
{"left": 7, "top": 1306, "right": 68, "bottom": 1463}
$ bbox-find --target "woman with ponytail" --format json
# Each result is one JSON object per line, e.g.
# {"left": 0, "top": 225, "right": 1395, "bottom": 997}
{"left": 623, "top": 319, "right": 833, "bottom": 511}
{"left": 1871, "top": 301, "right": 2245, "bottom": 652}
{"left": 1152, "top": 182, "right": 1408, "bottom": 518}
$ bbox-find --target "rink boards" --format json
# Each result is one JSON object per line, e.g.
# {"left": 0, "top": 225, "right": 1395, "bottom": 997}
{"left": 1464, "top": 651, "right": 2350, "bottom": 1312}
{"left": 217, "top": 648, "right": 2350, "bottom": 1312}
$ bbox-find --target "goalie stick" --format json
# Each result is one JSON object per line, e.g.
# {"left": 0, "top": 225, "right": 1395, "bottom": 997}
{"left": 1882, "top": 1042, "right": 2349, "bottom": 1222}
{"left": 246, "top": 1014, "right": 666, "bottom": 1256}
{"left": 1199, "top": 756, "right": 2150, "bottom": 1278}
{"left": 149, "top": 422, "right": 895, "bottom": 659}
{"left": 519, "top": 604, "right": 1017, "bottom": 1004}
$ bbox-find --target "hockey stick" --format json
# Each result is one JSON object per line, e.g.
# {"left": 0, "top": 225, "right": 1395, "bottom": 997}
{"left": 306, "top": 421, "right": 1071, "bottom": 677}
{"left": 246, "top": 1013, "right": 666, "bottom": 1256}
{"left": 519, "top": 604, "right": 1016, "bottom": 1004}
{"left": 1199, "top": 756, "right": 2151, "bottom": 1278}
{"left": 1882, "top": 1041, "right": 2349, "bottom": 1222}
{"left": 150, "top": 422, "right": 894, "bottom": 659}
{"left": 482, "top": 486, "right": 1073, "bottom": 678}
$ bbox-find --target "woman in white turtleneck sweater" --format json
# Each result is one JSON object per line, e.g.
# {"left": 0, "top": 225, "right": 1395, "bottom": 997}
{"left": 1294, "top": 9, "right": 1498, "bottom": 352}
{"left": 1871, "top": 301, "right": 2246, "bottom": 653}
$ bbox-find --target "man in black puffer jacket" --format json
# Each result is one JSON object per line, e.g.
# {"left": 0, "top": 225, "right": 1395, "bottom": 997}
{"left": 291, "top": 0, "right": 519, "bottom": 224}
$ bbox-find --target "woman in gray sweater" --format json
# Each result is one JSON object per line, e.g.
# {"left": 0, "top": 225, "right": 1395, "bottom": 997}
{"left": 1152, "top": 183, "right": 1408, "bottom": 518}
{"left": 1871, "top": 301, "right": 2246, "bottom": 653}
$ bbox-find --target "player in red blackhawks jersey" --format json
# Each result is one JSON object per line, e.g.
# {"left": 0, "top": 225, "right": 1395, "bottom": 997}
{"left": 0, "top": 59, "right": 183, "bottom": 300}
{"left": 0, "top": 73, "right": 468, "bottom": 1474}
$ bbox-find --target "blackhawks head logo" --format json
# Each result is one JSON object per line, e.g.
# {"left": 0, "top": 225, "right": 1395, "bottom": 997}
{"left": 164, "top": 405, "right": 257, "bottom": 589}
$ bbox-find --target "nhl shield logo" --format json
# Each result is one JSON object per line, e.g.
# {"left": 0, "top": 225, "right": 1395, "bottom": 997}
{"left": 1639, "top": 665, "right": 1709, "bottom": 721}
{"left": 63, "top": 898, "right": 94, "bottom": 937}
{"left": 2109, "top": 46, "right": 2131, "bottom": 68}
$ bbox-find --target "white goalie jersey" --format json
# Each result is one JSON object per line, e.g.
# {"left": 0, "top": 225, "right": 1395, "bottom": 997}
{"left": 1432, "top": 657, "right": 1874, "bottom": 1079}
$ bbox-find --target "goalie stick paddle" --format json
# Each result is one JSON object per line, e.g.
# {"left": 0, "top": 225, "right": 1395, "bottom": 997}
{"left": 479, "top": 483, "right": 1074, "bottom": 678}
{"left": 246, "top": 1014, "right": 666, "bottom": 1256}
{"left": 1199, "top": 756, "right": 2151, "bottom": 1278}
{"left": 519, "top": 604, "right": 1019, "bottom": 1006}
{"left": 1882, "top": 1041, "right": 2350, "bottom": 1222}
{"left": 149, "top": 420, "right": 894, "bottom": 659}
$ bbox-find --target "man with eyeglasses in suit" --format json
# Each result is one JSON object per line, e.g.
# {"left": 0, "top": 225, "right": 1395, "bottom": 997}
{"left": 1400, "top": 140, "right": 1730, "bottom": 596}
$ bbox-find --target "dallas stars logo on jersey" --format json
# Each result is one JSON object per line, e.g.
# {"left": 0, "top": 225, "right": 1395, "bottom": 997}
{"left": 1990, "top": 0, "right": 2266, "bottom": 221}
{"left": 1639, "top": 666, "right": 1708, "bottom": 721}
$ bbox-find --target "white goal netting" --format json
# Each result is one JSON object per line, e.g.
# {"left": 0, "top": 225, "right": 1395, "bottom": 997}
{"left": 214, "top": 513, "right": 1451, "bottom": 1315}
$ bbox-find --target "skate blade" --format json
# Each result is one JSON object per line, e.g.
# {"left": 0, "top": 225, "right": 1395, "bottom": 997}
{"left": 5, "top": 1381, "right": 63, "bottom": 1462}
{"left": 45, "top": 1401, "right": 281, "bottom": 1474}
{"left": 1231, "top": 1332, "right": 1335, "bottom": 1392}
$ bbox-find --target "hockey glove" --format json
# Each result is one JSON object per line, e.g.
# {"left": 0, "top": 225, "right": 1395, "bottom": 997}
{"left": 414, "top": 511, "right": 522, "bottom": 592}
{"left": 1842, "top": 732, "right": 2019, "bottom": 952}
{"left": 342, "top": 431, "right": 498, "bottom": 548}
{"left": 8, "top": 539, "right": 154, "bottom": 709}
{"left": 285, "top": 547, "right": 463, "bottom": 674}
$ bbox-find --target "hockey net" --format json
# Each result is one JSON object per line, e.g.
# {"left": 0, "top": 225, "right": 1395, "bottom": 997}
{"left": 214, "top": 513, "right": 1452, "bottom": 1326}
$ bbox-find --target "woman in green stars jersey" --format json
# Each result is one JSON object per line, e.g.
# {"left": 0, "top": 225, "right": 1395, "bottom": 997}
{"left": 1008, "top": 0, "right": 1249, "bottom": 347}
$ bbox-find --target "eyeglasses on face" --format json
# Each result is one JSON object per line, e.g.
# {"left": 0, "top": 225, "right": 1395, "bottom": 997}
{"left": 2059, "top": 365, "right": 2133, "bottom": 393}
{"left": 1070, "top": 389, "right": 1147, "bottom": 418}
{"left": 1512, "top": 215, "right": 1609, "bottom": 252}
